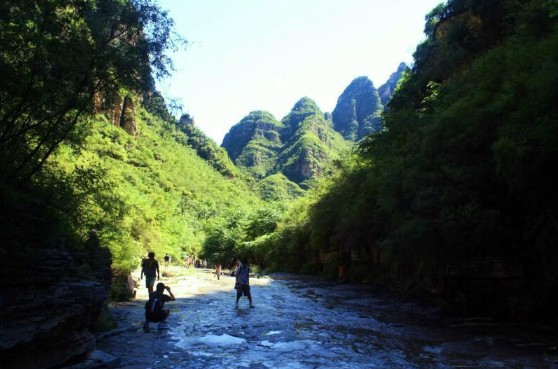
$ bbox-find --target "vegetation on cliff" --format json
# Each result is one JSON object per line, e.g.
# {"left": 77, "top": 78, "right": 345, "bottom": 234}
{"left": 222, "top": 111, "right": 284, "bottom": 179}
{"left": 331, "top": 76, "right": 384, "bottom": 141}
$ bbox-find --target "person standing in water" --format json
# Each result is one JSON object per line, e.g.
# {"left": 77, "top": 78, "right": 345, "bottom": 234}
{"left": 235, "top": 258, "right": 254, "bottom": 308}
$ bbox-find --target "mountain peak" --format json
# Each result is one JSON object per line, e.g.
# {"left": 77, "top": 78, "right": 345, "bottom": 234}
{"left": 291, "top": 97, "right": 322, "bottom": 114}
{"left": 282, "top": 97, "right": 324, "bottom": 138}
{"left": 332, "top": 76, "right": 383, "bottom": 141}
{"left": 378, "top": 63, "right": 409, "bottom": 106}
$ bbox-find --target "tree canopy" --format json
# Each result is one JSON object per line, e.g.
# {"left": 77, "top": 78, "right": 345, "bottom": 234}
{"left": 0, "top": 0, "right": 181, "bottom": 185}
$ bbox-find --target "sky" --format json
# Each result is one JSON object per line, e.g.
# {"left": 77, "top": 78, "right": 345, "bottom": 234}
{"left": 156, "top": 0, "right": 443, "bottom": 144}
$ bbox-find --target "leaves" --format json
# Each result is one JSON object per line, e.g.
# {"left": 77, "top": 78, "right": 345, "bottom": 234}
{"left": 0, "top": 0, "right": 180, "bottom": 185}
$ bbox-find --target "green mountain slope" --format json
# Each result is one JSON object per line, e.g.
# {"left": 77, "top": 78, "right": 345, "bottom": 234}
{"left": 177, "top": 114, "right": 241, "bottom": 178}
{"left": 277, "top": 98, "right": 350, "bottom": 188}
{"left": 222, "top": 111, "right": 284, "bottom": 179}
{"left": 221, "top": 97, "right": 351, "bottom": 197}
{"left": 51, "top": 107, "right": 262, "bottom": 271}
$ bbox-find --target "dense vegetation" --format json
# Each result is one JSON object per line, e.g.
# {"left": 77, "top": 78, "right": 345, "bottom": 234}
{"left": 1, "top": 0, "right": 180, "bottom": 285}
{"left": 177, "top": 113, "right": 241, "bottom": 178}
{"left": 264, "top": 0, "right": 558, "bottom": 320}
{"left": 51, "top": 111, "right": 263, "bottom": 270}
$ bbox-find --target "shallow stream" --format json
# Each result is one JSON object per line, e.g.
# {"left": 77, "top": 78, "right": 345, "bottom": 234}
{"left": 96, "top": 268, "right": 557, "bottom": 369}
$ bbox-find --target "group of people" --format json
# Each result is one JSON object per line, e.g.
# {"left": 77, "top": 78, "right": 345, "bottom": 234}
{"left": 140, "top": 252, "right": 254, "bottom": 331}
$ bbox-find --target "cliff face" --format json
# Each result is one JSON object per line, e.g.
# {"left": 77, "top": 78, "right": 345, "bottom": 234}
{"left": 331, "top": 76, "right": 383, "bottom": 141}
{"left": 93, "top": 91, "right": 138, "bottom": 136}
{"left": 378, "top": 62, "right": 409, "bottom": 107}
{"left": 221, "top": 111, "right": 284, "bottom": 179}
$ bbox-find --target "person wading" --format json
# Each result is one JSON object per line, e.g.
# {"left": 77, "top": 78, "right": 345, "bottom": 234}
{"left": 235, "top": 258, "right": 254, "bottom": 308}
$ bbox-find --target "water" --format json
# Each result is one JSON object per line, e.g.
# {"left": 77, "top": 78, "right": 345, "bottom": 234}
{"left": 97, "top": 269, "right": 557, "bottom": 369}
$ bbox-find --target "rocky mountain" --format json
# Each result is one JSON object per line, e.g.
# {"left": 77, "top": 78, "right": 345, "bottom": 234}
{"left": 221, "top": 111, "right": 283, "bottom": 179}
{"left": 221, "top": 97, "right": 350, "bottom": 198}
{"left": 331, "top": 76, "right": 383, "bottom": 141}
{"left": 276, "top": 98, "right": 348, "bottom": 188}
{"left": 378, "top": 62, "right": 409, "bottom": 106}
{"left": 220, "top": 66, "right": 409, "bottom": 198}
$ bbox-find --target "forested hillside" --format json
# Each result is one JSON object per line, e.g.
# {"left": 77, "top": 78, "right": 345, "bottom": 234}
{"left": 264, "top": 0, "right": 558, "bottom": 321}
{"left": 50, "top": 109, "right": 263, "bottom": 273}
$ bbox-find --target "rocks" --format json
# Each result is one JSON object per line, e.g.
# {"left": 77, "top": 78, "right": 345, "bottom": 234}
{"left": 92, "top": 92, "right": 138, "bottom": 136}
{"left": 0, "top": 280, "right": 108, "bottom": 369}
{"left": 0, "top": 241, "right": 111, "bottom": 369}
{"left": 96, "top": 269, "right": 557, "bottom": 369}
{"left": 62, "top": 350, "right": 120, "bottom": 369}
{"left": 332, "top": 76, "right": 383, "bottom": 141}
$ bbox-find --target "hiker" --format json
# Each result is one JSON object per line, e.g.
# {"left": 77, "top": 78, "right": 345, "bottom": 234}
{"left": 140, "top": 251, "right": 160, "bottom": 295}
{"left": 234, "top": 258, "right": 254, "bottom": 308}
{"left": 164, "top": 253, "right": 170, "bottom": 267}
{"left": 143, "top": 282, "right": 175, "bottom": 330}
{"left": 215, "top": 264, "right": 222, "bottom": 280}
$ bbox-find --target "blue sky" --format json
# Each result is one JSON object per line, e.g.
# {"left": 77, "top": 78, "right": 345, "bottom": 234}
{"left": 156, "top": 0, "right": 443, "bottom": 144}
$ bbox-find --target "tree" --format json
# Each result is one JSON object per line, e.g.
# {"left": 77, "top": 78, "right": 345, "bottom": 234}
{"left": 0, "top": 0, "right": 182, "bottom": 185}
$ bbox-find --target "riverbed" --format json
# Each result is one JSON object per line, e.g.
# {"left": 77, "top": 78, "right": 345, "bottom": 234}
{"left": 95, "top": 267, "right": 557, "bottom": 369}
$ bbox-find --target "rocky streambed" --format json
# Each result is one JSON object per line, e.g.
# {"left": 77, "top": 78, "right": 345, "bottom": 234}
{"left": 91, "top": 267, "right": 557, "bottom": 369}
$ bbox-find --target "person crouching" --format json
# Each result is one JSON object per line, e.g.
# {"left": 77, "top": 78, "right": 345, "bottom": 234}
{"left": 144, "top": 282, "right": 175, "bottom": 330}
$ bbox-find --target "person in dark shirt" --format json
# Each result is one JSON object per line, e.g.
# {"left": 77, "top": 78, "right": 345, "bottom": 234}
{"left": 235, "top": 258, "right": 254, "bottom": 308}
{"left": 143, "top": 282, "right": 175, "bottom": 330}
{"left": 140, "top": 252, "right": 160, "bottom": 295}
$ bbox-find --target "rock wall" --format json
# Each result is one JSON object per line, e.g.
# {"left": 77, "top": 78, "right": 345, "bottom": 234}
{"left": 331, "top": 76, "right": 383, "bottom": 141}
{"left": 93, "top": 91, "right": 138, "bottom": 136}
{"left": 0, "top": 239, "right": 111, "bottom": 369}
